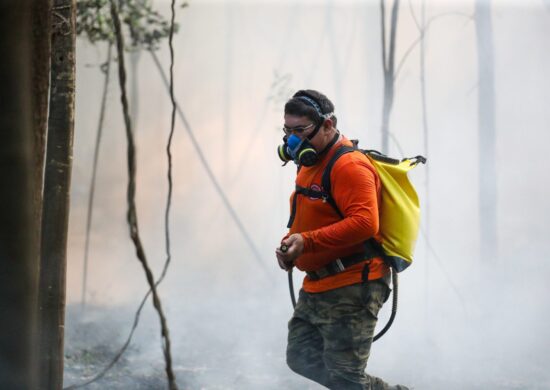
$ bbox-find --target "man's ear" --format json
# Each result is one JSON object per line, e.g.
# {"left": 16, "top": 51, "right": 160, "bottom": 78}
{"left": 323, "top": 118, "right": 333, "bottom": 131}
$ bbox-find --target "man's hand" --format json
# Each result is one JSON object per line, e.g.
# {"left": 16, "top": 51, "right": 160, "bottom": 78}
{"left": 275, "top": 233, "right": 305, "bottom": 271}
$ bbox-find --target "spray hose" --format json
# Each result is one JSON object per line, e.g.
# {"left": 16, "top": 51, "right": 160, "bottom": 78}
{"left": 287, "top": 266, "right": 398, "bottom": 343}
{"left": 288, "top": 269, "right": 297, "bottom": 307}
{"left": 373, "top": 267, "right": 397, "bottom": 342}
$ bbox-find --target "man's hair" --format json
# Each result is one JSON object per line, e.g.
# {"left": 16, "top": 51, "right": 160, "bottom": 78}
{"left": 284, "top": 90, "right": 338, "bottom": 128}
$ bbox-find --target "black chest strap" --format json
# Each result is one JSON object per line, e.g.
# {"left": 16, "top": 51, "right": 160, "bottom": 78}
{"left": 320, "top": 145, "right": 356, "bottom": 218}
{"left": 286, "top": 144, "right": 357, "bottom": 229}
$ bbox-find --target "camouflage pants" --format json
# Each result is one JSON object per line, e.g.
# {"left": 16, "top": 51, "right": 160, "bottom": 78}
{"left": 287, "top": 276, "right": 391, "bottom": 390}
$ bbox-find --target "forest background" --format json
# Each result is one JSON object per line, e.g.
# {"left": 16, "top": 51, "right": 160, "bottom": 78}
{"left": 2, "top": 0, "right": 549, "bottom": 389}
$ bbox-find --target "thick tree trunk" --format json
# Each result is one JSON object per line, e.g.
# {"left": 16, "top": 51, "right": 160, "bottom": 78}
{"left": 38, "top": 0, "right": 76, "bottom": 389}
{"left": 32, "top": 0, "right": 53, "bottom": 379}
{"left": 32, "top": 0, "right": 53, "bottom": 230}
{"left": 0, "top": 1, "right": 39, "bottom": 389}
{"left": 475, "top": 0, "right": 497, "bottom": 262}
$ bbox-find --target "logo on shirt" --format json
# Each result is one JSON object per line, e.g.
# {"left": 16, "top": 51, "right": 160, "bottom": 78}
{"left": 309, "top": 184, "right": 323, "bottom": 201}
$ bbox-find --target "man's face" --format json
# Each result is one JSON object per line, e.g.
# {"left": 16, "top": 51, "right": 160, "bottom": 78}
{"left": 283, "top": 114, "right": 328, "bottom": 153}
{"left": 283, "top": 114, "right": 316, "bottom": 140}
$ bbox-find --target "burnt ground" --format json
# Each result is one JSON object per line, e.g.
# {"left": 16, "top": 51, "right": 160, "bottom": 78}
{"left": 63, "top": 290, "right": 550, "bottom": 390}
{"left": 64, "top": 306, "right": 166, "bottom": 390}
{"left": 63, "top": 303, "right": 316, "bottom": 390}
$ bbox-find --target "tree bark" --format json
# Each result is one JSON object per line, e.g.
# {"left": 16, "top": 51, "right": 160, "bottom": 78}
{"left": 38, "top": 0, "right": 76, "bottom": 389}
{"left": 475, "top": 0, "right": 497, "bottom": 262}
{"left": 130, "top": 50, "right": 140, "bottom": 130}
{"left": 0, "top": 1, "right": 39, "bottom": 389}
{"left": 32, "top": 0, "right": 53, "bottom": 243}
{"left": 32, "top": 0, "right": 53, "bottom": 380}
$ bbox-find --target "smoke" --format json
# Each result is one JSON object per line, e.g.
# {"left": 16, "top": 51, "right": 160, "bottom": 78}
{"left": 64, "top": 1, "right": 550, "bottom": 389}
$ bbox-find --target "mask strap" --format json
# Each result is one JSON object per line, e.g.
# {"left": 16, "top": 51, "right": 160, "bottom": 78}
{"left": 294, "top": 96, "right": 334, "bottom": 120}
{"left": 294, "top": 95, "right": 334, "bottom": 140}
{"left": 318, "top": 132, "right": 340, "bottom": 156}
{"left": 307, "top": 122, "right": 323, "bottom": 140}
{"left": 295, "top": 96, "right": 323, "bottom": 116}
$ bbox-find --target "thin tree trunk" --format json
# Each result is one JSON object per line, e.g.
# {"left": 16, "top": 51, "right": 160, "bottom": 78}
{"left": 420, "top": 0, "right": 429, "bottom": 239}
{"left": 81, "top": 43, "right": 112, "bottom": 309}
{"left": 417, "top": 0, "right": 431, "bottom": 328}
{"left": 326, "top": 0, "right": 344, "bottom": 125}
{"left": 365, "top": 2, "right": 381, "bottom": 143}
{"left": 38, "top": 0, "right": 76, "bottom": 389}
{"left": 0, "top": 1, "right": 39, "bottom": 388}
{"left": 380, "top": 0, "right": 400, "bottom": 154}
{"left": 475, "top": 0, "right": 497, "bottom": 262}
{"left": 130, "top": 50, "right": 140, "bottom": 130}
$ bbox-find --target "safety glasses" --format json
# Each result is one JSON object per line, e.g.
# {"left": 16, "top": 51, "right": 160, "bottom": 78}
{"left": 282, "top": 123, "right": 315, "bottom": 135}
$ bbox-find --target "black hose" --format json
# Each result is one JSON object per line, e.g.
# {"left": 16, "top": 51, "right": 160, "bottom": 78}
{"left": 287, "top": 266, "right": 398, "bottom": 342}
{"left": 373, "top": 267, "right": 398, "bottom": 342}
{"left": 288, "top": 269, "right": 297, "bottom": 308}
{"left": 281, "top": 244, "right": 297, "bottom": 308}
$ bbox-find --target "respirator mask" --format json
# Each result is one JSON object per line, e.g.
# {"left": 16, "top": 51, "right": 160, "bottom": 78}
{"left": 277, "top": 95, "right": 334, "bottom": 167}
{"left": 277, "top": 132, "right": 319, "bottom": 167}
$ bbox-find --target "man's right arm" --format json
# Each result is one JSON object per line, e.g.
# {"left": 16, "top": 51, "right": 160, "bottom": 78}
{"left": 275, "top": 233, "right": 304, "bottom": 270}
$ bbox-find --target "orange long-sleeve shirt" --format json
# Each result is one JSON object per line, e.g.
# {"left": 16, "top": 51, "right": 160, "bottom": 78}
{"left": 286, "top": 136, "right": 389, "bottom": 293}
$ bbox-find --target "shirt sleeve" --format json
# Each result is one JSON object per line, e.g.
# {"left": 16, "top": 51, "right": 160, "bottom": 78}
{"left": 300, "top": 156, "right": 379, "bottom": 254}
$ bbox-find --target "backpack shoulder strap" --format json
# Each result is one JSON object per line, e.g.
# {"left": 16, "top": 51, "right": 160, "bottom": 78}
{"left": 286, "top": 184, "right": 327, "bottom": 228}
{"left": 286, "top": 144, "right": 358, "bottom": 228}
{"left": 321, "top": 145, "right": 356, "bottom": 218}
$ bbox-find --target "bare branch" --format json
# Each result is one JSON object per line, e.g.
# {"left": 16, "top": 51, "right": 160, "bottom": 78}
{"left": 394, "top": 11, "right": 474, "bottom": 81}
{"left": 408, "top": 0, "right": 421, "bottom": 32}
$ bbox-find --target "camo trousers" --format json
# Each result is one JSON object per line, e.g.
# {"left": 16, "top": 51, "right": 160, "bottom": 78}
{"left": 286, "top": 276, "right": 391, "bottom": 390}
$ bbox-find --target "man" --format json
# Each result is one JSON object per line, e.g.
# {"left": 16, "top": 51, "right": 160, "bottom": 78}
{"left": 275, "top": 90, "right": 408, "bottom": 390}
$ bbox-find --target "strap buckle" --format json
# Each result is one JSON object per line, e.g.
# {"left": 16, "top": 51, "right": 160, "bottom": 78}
{"left": 334, "top": 258, "right": 345, "bottom": 272}
{"left": 305, "top": 240, "right": 382, "bottom": 281}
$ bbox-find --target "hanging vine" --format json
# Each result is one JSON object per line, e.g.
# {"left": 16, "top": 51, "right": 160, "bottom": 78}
{"left": 67, "top": 0, "right": 183, "bottom": 388}
{"left": 108, "top": 1, "right": 177, "bottom": 388}
{"left": 77, "top": 0, "right": 182, "bottom": 306}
